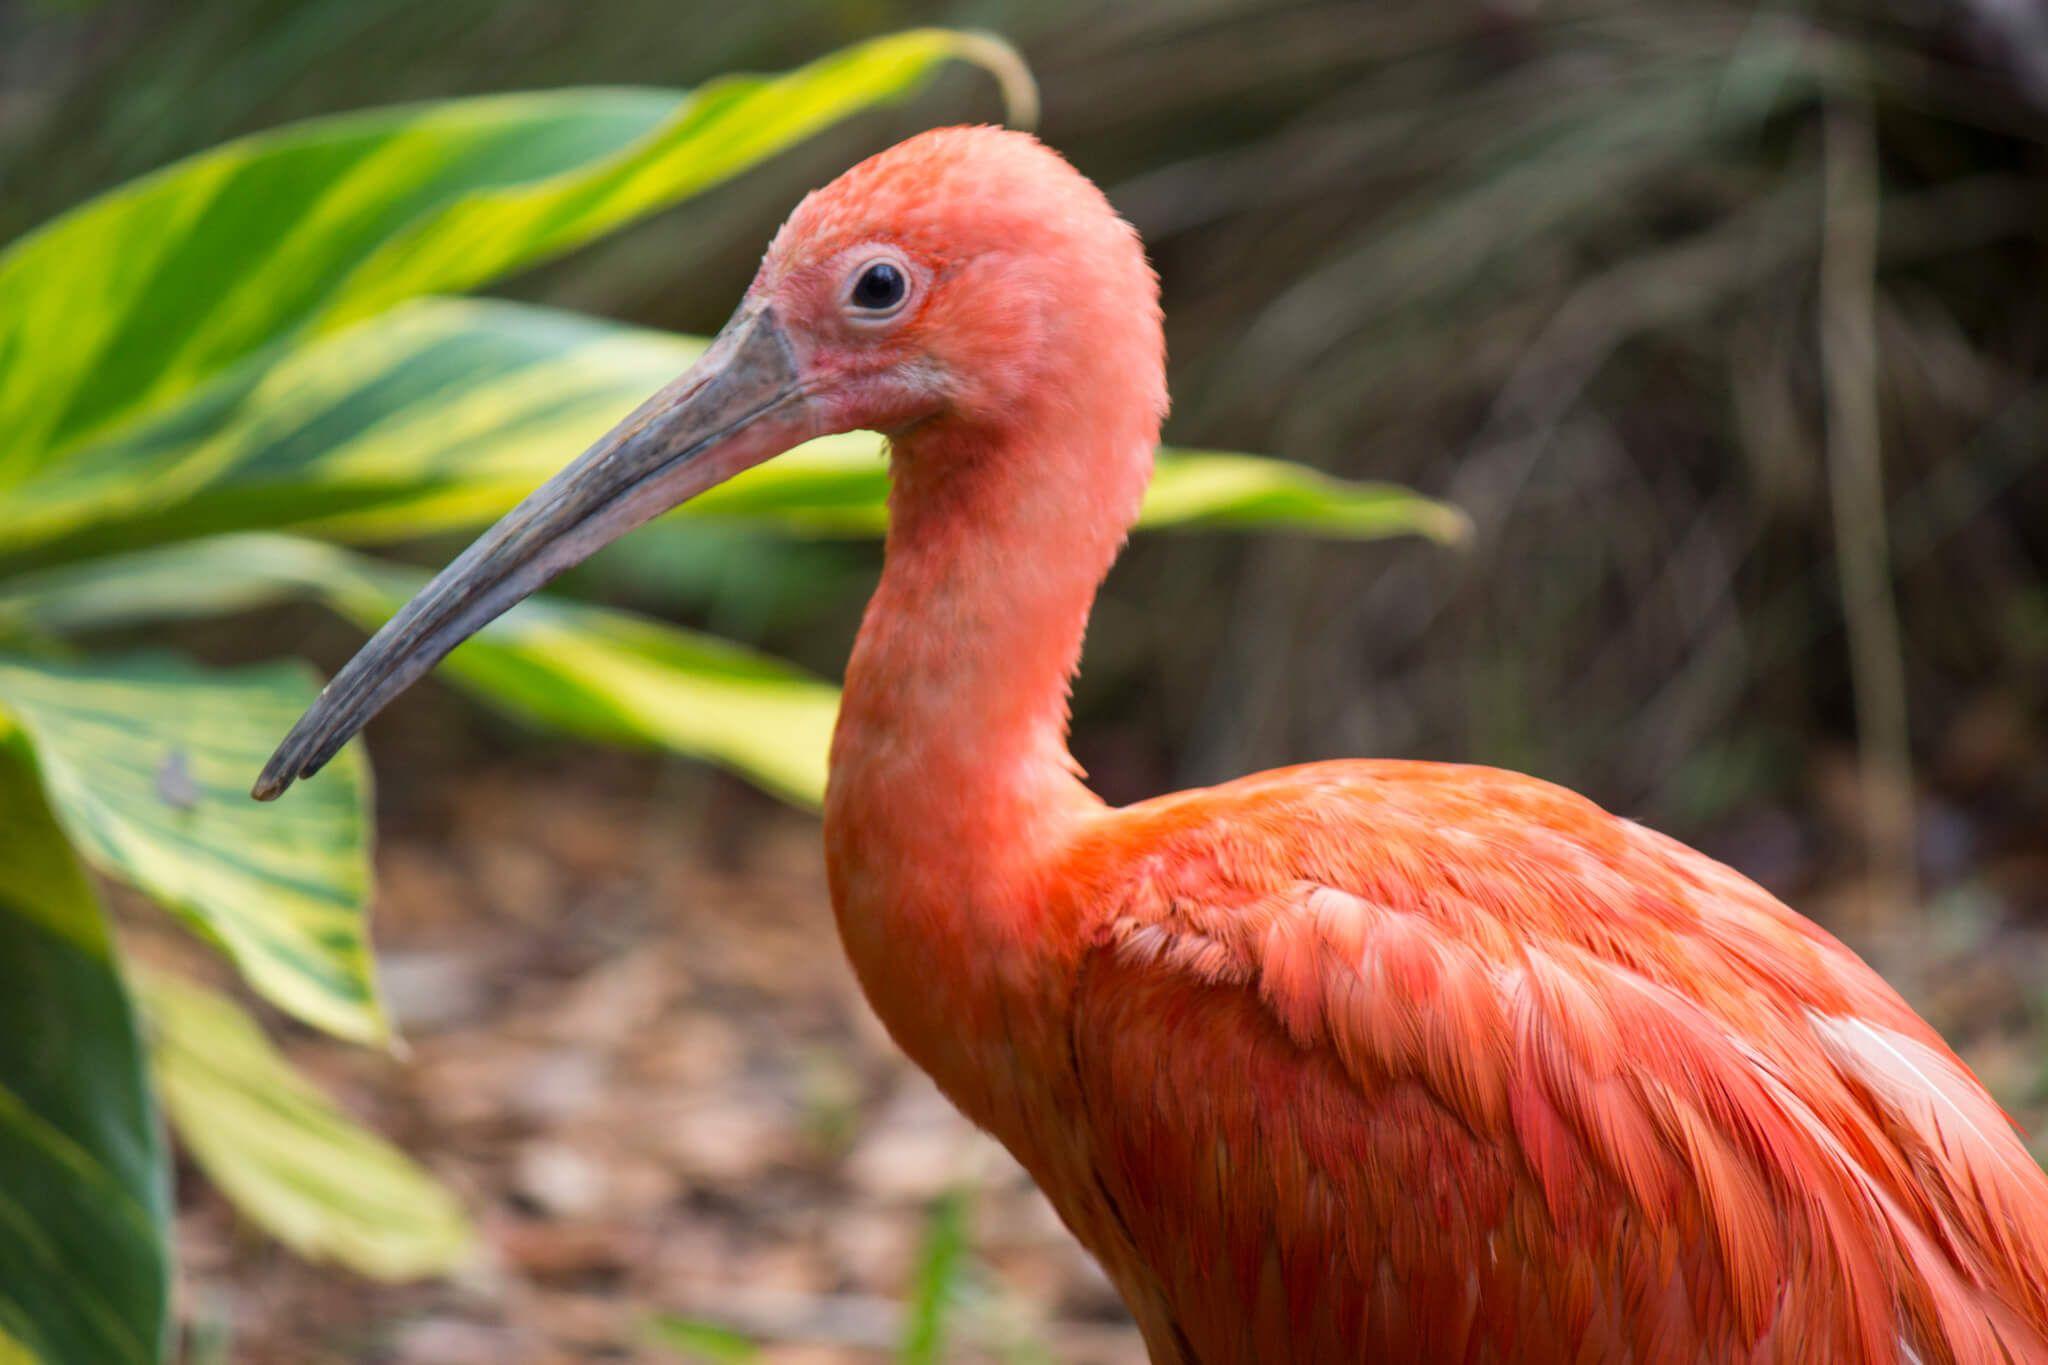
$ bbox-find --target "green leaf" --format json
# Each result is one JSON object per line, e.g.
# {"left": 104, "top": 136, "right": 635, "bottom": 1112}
{"left": 135, "top": 967, "right": 471, "bottom": 1281}
{"left": 0, "top": 29, "right": 1020, "bottom": 483}
{"left": 0, "top": 536, "right": 363, "bottom": 639}
{"left": 346, "top": 571, "right": 841, "bottom": 808}
{"left": 330, "top": 541, "right": 840, "bottom": 807}
{"left": 4, "top": 300, "right": 711, "bottom": 558}
{"left": 4, "top": 297, "right": 1467, "bottom": 564}
{"left": 0, "top": 654, "right": 383, "bottom": 1043}
{"left": 0, "top": 728, "right": 167, "bottom": 1365}
{"left": 899, "top": 1190, "right": 970, "bottom": 1365}
{"left": 1136, "top": 451, "right": 1470, "bottom": 542}
{"left": 0, "top": 535, "right": 841, "bottom": 807}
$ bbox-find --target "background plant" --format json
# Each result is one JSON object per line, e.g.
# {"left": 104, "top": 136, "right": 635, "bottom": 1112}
{"left": 13, "top": 0, "right": 2034, "bottom": 837}
{"left": 0, "top": 29, "right": 1461, "bottom": 1365}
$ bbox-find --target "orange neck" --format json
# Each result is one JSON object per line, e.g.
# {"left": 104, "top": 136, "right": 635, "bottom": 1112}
{"left": 821, "top": 403, "right": 1150, "bottom": 1130}
{"left": 827, "top": 411, "right": 1151, "bottom": 878}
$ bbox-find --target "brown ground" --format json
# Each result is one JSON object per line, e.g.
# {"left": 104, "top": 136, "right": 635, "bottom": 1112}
{"left": 153, "top": 749, "right": 1146, "bottom": 1364}
{"left": 143, "top": 738, "right": 2048, "bottom": 1364}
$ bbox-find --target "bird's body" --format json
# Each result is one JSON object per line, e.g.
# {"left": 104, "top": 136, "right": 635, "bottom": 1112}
{"left": 834, "top": 751, "right": 2048, "bottom": 1361}
{"left": 262, "top": 124, "right": 2048, "bottom": 1362}
{"left": 809, "top": 129, "right": 2048, "bottom": 1363}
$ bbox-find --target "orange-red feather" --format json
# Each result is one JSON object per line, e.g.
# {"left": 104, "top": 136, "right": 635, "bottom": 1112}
{"left": 1058, "top": 761, "right": 2048, "bottom": 1362}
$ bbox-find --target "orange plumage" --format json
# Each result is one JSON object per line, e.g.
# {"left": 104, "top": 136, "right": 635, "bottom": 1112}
{"left": 811, "top": 131, "right": 2048, "bottom": 1363}
{"left": 262, "top": 125, "right": 2048, "bottom": 1361}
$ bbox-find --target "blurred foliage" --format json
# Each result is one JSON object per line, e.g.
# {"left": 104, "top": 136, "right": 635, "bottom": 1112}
{"left": 1097, "top": 3, "right": 2048, "bottom": 832}
{"left": 2, "top": 534, "right": 849, "bottom": 806}
{"left": 0, "top": 32, "right": 1024, "bottom": 1363}
{"left": 0, "top": 21, "right": 1460, "bottom": 1363}
{"left": 135, "top": 968, "right": 471, "bottom": 1281}
{"left": 9, "top": 0, "right": 2037, "bottom": 838}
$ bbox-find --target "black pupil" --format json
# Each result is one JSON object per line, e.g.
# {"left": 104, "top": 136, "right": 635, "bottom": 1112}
{"left": 852, "top": 262, "right": 905, "bottom": 310}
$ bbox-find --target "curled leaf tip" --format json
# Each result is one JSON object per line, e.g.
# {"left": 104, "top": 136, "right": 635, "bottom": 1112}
{"left": 948, "top": 31, "right": 1039, "bottom": 131}
{"left": 1431, "top": 501, "right": 1476, "bottom": 548}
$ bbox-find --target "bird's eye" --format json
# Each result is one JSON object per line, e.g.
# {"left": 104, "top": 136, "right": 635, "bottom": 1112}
{"left": 849, "top": 260, "right": 908, "bottom": 313}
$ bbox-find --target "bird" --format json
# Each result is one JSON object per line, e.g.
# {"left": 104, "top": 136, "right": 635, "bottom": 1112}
{"left": 256, "top": 126, "right": 2048, "bottom": 1362}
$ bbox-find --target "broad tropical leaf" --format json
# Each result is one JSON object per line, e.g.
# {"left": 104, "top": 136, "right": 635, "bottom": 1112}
{"left": 355, "top": 575, "right": 841, "bottom": 807}
{"left": 0, "top": 536, "right": 357, "bottom": 640}
{"left": 136, "top": 969, "right": 470, "bottom": 1281}
{"left": 3, "top": 297, "right": 1468, "bottom": 563}
{"left": 0, "top": 729, "right": 166, "bottom": 1365}
{"left": 2, "top": 300, "right": 702, "bottom": 557}
{"left": 0, "top": 654, "right": 382, "bottom": 1042}
{"left": 0, "top": 29, "right": 1020, "bottom": 484}
{"left": 0, "top": 536, "right": 841, "bottom": 806}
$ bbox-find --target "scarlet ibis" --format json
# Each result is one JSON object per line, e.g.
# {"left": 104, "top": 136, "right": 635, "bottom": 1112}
{"left": 258, "top": 127, "right": 2048, "bottom": 1361}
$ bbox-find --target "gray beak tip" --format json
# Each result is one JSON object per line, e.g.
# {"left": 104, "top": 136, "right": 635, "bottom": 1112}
{"left": 251, "top": 726, "right": 324, "bottom": 800}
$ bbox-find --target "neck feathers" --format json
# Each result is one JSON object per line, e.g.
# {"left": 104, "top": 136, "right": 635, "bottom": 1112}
{"left": 827, "top": 376, "right": 1159, "bottom": 881}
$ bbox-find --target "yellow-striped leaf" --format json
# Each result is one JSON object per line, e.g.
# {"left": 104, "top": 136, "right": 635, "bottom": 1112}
{"left": 0, "top": 29, "right": 1018, "bottom": 485}
{"left": 1, "top": 535, "right": 840, "bottom": 807}
{"left": 1137, "top": 450, "right": 1470, "bottom": 541}
{"left": 0, "top": 729, "right": 167, "bottom": 1365}
{"left": 345, "top": 573, "right": 841, "bottom": 808}
{"left": 0, "top": 654, "right": 382, "bottom": 1043}
{"left": 4, "top": 298, "right": 1467, "bottom": 564}
{"left": 136, "top": 968, "right": 470, "bottom": 1281}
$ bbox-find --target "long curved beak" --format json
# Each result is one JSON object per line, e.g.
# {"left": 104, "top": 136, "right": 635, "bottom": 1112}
{"left": 253, "top": 304, "right": 815, "bottom": 801}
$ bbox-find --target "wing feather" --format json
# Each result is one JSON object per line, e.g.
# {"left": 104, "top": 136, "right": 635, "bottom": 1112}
{"left": 1067, "top": 760, "right": 2048, "bottom": 1363}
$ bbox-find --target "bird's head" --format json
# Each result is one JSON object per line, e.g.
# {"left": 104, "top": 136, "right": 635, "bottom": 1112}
{"left": 755, "top": 124, "right": 1163, "bottom": 436}
{"left": 254, "top": 125, "right": 1163, "bottom": 800}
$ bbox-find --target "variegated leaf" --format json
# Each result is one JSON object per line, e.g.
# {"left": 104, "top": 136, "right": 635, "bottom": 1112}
{"left": 0, "top": 654, "right": 382, "bottom": 1043}
{"left": 0, "top": 29, "right": 1020, "bottom": 485}
{"left": 0, "top": 536, "right": 840, "bottom": 807}
{"left": 0, "top": 728, "right": 167, "bottom": 1365}
{"left": 137, "top": 968, "right": 470, "bottom": 1281}
{"left": 5, "top": 297, "right": 1467, "bottom": 563}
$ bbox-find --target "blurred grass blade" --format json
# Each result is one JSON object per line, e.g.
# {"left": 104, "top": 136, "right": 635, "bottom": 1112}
{"left": 645, "top": 1316, "right": 761, "bottom": 1363}
{"left": 0, "top": 535, "right": 841, "bottom": 807}
{"left": 135, "top": 967, "right": 471, "bottom": 1281}
{"left": 0, "top": 728, "right": 167, "bottom": 1365}
{"left": 0, "top": 653, "right": 383, "bottom": 1043}
{"left": 899, "top": 1189, "right": 970, "bottom": 1365}
{"left": 0, "top": 29, "right": 1019, "bottom": 481}
{"left": 1237, "top": 31, "right": 1824, "bottom": 378}
{"left": 4, "top": 296, "right": 1465, "bottom": 563}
